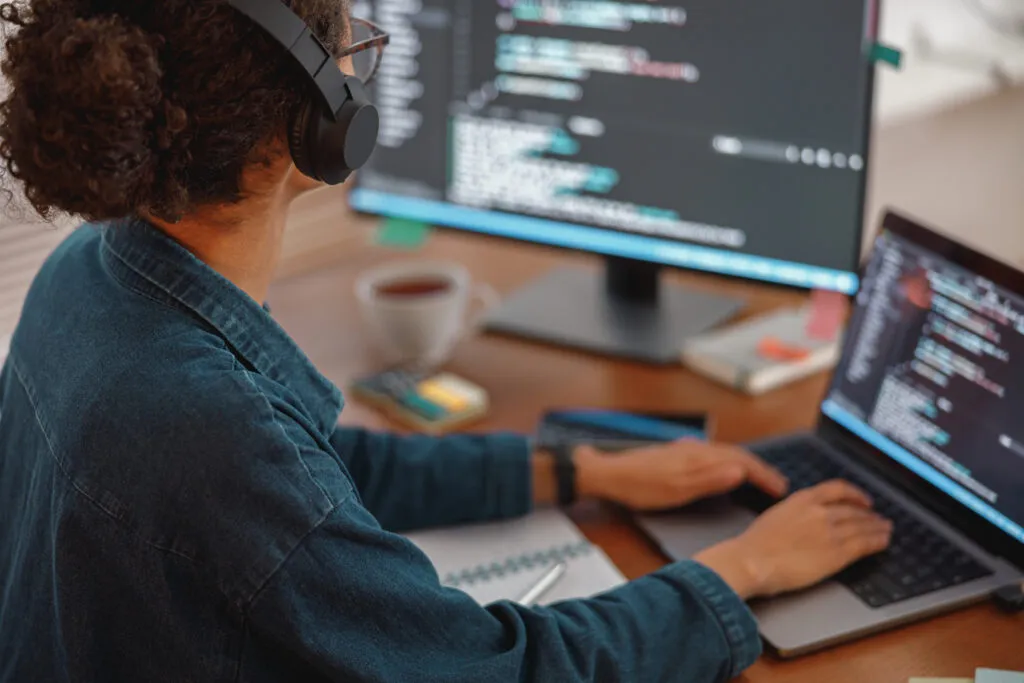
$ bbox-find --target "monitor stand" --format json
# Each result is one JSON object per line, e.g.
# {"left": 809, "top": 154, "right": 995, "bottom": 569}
{"left": 484, "top": 256, "right": 745, "bottom": 364}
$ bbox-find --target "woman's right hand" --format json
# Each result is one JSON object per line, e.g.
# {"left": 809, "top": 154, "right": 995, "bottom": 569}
{"left": 694, "top": 480, "right": 894, "bottom": 599}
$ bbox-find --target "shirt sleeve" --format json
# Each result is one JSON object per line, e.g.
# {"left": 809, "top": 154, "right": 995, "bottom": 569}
{"left": 329, "top": 427, "right": 532, "bottom": 532}
{"left": 243, "top": 494, "right": 762, "bottom": 683}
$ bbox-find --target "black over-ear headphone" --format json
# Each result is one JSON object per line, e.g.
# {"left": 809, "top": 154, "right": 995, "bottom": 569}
{"left": 227, "top": 0, "right": 379, "bottom": 185}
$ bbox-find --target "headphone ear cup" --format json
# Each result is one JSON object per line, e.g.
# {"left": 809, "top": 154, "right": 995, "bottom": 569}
{"left": 304, "top": 99, "right": 379, "bottom": 186}
{"left": 288, "top": 84, "right": 379, "bottom": 186}
{"left": 288, "top": 99, "right": 321, "bottom": 182}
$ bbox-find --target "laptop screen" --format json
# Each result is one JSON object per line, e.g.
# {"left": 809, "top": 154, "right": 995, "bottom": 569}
{"left": 822, "top": 225, "right": 1024, "bottom": 546}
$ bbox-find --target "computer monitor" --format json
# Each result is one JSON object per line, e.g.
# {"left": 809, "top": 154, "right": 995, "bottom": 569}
{"left": 349, "top": 0, "right": 877, "bottom": 362}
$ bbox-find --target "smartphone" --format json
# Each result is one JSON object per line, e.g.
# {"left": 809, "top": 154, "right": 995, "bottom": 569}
{"left": 537, "top": 409, "right": 712, "bottom": 452}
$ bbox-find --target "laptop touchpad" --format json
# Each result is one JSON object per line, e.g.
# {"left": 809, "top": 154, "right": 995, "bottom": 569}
{"left": 637, "top": 496, "right": 757, "bottom": 560}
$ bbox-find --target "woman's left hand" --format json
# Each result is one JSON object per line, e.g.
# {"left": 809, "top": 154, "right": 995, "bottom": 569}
{"left": 575, "top": 440, "right": 789, "bottom": 511}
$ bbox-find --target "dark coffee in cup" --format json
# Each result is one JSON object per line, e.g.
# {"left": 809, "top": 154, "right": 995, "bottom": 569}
{"left": 374, "top": 276, "right": 454, "bottom": 299}
{"left": 357, "top": 261, "right": 498, "bottom": 367}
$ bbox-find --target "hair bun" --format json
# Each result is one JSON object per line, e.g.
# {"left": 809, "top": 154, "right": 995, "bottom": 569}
{"left": 1, "top": 13, "right": 171, "bottom": 219}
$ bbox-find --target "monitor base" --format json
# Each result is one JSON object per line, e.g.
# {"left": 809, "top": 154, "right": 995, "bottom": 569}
{"left": 484, "top": 264, "right": 745, "bottom": 364}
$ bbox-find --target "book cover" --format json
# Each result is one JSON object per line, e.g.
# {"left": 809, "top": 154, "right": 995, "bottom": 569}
{"left": 681, "top": 307, "right": 841, "bottom": 395}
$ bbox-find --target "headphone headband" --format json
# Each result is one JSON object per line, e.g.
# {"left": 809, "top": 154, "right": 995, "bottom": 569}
{"left": 227, "top": 0, "right": 351, "bottom": 118}
{"left": 227, "top": 0, "right": 379, "bottom": 184}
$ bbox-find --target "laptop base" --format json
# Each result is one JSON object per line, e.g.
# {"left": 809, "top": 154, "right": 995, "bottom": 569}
{"left": 636, "top": 433, "right": 1021, "bottom": 657}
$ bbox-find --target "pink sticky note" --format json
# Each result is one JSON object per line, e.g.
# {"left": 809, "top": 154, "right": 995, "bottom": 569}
{"left": 758, "top": 336, "right": 812, "bottom": 362}
{"left": 806, "top": 290, "right": 848, "bottom": 341}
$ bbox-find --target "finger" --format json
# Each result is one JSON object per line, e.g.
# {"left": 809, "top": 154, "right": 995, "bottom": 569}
{"left": 834, "top": 515, "right": 894, "bottom": 541}
{"left": 809, "top": 479, "right": 873, "bottom": 508}
{"left": 827, "top": 504, "right": 890, "bottom": 527}
{"left": 730, "top": 450, "right": 789, "bottom": 498}
{"left": 686, "top": 443, "right": 788, "bottom": 496}
{"left": 682, "top": 464, "right": 747, "bottom": 498}
{"left": 841, "top": 528, "right": 894, "bottom": 559}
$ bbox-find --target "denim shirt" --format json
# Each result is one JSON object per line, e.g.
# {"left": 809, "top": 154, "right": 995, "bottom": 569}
{"left": 0, "top": 221, "right": 761, "bottom": 682}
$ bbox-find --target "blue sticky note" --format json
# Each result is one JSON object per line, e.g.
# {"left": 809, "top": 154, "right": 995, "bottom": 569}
{"left": 977, "top": 670, "right": 1024, "bottom": 683}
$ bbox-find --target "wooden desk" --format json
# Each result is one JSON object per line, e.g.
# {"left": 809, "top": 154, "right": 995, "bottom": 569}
{"left": 269, "top": 225, "right": 1023, "bottom": 682}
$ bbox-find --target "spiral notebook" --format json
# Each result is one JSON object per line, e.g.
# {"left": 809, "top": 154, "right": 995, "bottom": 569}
{"left": 404, "top": 509, "right": 627, "bottom": 606}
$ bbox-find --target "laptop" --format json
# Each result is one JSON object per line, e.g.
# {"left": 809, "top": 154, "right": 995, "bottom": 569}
{"left": 638, "top": 211, "right": 1024, "bottom": 657}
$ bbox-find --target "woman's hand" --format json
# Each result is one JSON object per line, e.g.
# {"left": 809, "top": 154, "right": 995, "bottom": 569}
{"left": 694, "top": 480, "right": 894, "bottom": 599}
{"left": 573, "top": 440, "right": 789, "bottom": 510}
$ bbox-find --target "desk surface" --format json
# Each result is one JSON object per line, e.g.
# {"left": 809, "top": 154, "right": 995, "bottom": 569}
{"left": 269, "top": 225, "right": 1023, "bottom": 683}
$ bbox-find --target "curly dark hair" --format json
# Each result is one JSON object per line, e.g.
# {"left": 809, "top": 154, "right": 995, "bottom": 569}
{"left": 0, "top": 0, "right": 349, "bottom": 222}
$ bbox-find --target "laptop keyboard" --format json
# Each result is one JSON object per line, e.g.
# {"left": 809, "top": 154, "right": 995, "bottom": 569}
{"left": 738, "top": 441, "right": 994, "bottom": 609}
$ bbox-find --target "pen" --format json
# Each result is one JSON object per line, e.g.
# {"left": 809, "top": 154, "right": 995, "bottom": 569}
{"left": 516, "top": 561, "right": 568, "bottom": 607}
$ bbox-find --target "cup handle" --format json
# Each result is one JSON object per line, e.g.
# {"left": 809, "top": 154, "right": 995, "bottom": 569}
{"left": 463, "top": 282, "right": 501, "bottom": 339}
{"left": 401, "top": 282, "right": 500, "bottom": 374}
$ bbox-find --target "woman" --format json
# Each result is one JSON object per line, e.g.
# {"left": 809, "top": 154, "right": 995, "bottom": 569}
{"left": 0, "top": 1, "right": 893, "bottom": 681}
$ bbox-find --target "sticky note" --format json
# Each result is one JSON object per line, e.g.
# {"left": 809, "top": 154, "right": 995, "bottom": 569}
{"left": 977, "top": 669, "right": 1024, "bottom": 683}
{"left": 417, "top": 373, "right": 487, "bottom": 413}
{"left": 869, "top": 42, "right": 903, "bottom": 69}
{"left": 806, "top": 290, "right": 848, "bottom": 341}
{"left": 418, "top": 379, "right": 470, "bottom": 412}
{"left": 376, "top": 217, "right": 431, "bottom": 249}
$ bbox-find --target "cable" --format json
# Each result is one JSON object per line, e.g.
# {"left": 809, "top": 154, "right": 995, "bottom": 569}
{"left": 961, "top": 0, "right": 1024, "bottom": 41}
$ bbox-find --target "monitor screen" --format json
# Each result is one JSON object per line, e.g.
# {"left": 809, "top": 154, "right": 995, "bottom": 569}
{"left": 349, "top": 0, "right": 876, "bottom": 294}
{"left": 823, "top": 227, "right": 1024, "bottom": 545}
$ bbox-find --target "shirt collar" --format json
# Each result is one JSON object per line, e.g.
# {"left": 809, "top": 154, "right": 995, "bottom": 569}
{"left": 100, "top": 218, "right": 343, "bottom": 435}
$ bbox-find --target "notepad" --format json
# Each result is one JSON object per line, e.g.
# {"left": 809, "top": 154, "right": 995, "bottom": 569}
{"left": 404, "top": 509, "right": 626, "bottom": 606}
{"left": 908, "top": 672, "right": 1024, "bottom": 683}
{"left": 977, "top": 669, "right": 1024, "bottom": 683}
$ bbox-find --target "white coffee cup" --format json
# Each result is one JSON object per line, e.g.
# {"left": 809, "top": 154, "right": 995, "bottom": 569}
{"left": 356, "top": 261, "right": 499, "bottom": 368}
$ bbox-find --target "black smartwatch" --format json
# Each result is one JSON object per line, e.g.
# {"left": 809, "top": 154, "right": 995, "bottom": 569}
{"left": 549, "top": 443, "right": 578, "bottom": 507}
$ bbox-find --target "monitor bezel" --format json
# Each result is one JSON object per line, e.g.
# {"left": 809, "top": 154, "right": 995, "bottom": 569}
{"left": 349, "top": 0, "right": 880, "bottom": 294}
{"left": 819, "top": 209, "right": 1024, "bottom": 570}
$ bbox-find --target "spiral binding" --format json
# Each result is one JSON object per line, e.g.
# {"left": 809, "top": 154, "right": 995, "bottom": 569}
{"left": 441, "top": 540, "right": 593, "bottom": 589}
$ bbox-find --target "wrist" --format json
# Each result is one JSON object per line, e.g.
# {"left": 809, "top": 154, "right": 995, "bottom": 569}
{"left": 693, "top": 540, "right": 763, "bottom": 600}
{"left": 574, "top": 444, "right": 611, "bottom": 500}
{"left": 531, "top": 451, "right": 558, "bottom": 506}
{"left": 534, "top": 444, "right": 600, "bottom": 506}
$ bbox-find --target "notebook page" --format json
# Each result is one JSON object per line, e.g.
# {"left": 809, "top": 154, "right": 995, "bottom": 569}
{"left": 976, "top": 670, "right": 1024, "bottom": 683}
{"left": 405, "top": 508, "right": 626, "bottom": 606}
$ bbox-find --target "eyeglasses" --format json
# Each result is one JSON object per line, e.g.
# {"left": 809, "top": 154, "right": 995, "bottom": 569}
{"left": 341, "top": 17, "right": 390, "bottom": 85}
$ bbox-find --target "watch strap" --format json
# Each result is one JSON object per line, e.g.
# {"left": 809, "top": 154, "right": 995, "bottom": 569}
{"left": 550, "top": 443, "right": 578, "bottom": 506}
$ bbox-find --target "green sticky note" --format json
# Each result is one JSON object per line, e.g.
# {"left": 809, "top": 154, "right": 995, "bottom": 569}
{"left": 869, "top": 42, "right": 903, "bottom": 69}
{"left": 376, "top": 217, "right": 431, "bottom": 249}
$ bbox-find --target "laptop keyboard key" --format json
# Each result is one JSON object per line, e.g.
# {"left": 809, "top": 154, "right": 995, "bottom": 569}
{"left": 874, "top": 576, "right": 909, "bottom": 603}
{"left": 941, "top": 556, "right": 991, "bottom": 585}
{"left": 897, "top": 572, "right": 918, "bottom": 588}
{"left": 914, "top": 565, "right": 935, "bottom": 580}
{"left": 852, "top": 584, "right": 890, "bottom": 608}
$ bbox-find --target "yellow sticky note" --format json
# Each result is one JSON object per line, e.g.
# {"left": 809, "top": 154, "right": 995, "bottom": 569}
{"left": 418, "top": 379, "right": 470, "bottom": 412}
